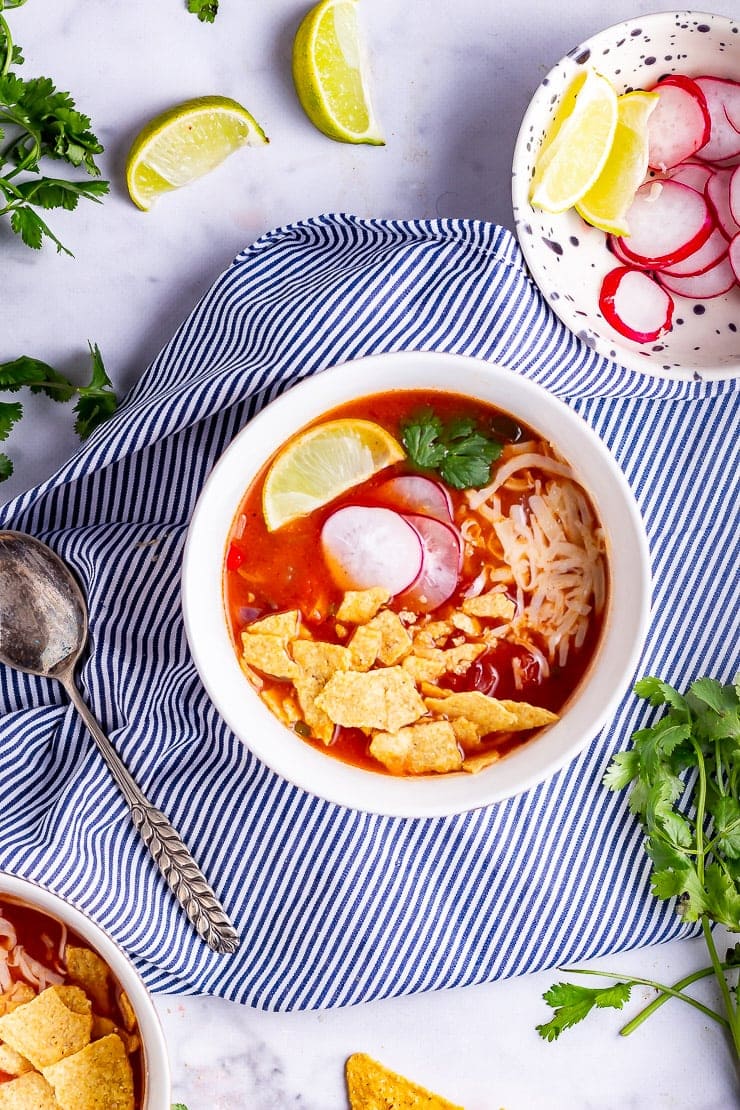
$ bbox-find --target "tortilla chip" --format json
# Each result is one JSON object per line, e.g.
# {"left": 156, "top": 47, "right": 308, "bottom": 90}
{"left": 0, "top": 1072, "right": 59, "bottom": 1110}
{"left": 291, "top": 639, "right": 355, "bottom": 682}
{"left": 293, "top": 672, "right": 337, "bottom": 745}
{"left": 415, "top": 620, "right": 453, "bottom": 646}
{"left": 370, "top": 721, "right": 462, "bottom": 775}
{"left": 241, "top": 632, "right": 299, "bottom": 680}
{"left": 402, "top": 653, "right": 447, "bottom": 684}
{"left": 116, "top": 994, "right": 136, "bottom": 1035}
{"left": 336, "top": 588, "right": 390, "bottom": 624}
{"left": 43, "top": 1034, "right": 134, "bottom": 1110}
{"left": 315, "top": 668, "right": 426, "bottom": 733}
{"left": 451, "top": 612, "right": 480, "bottom": 636}
{"left": 65, "top": 949, "right": 110, "bottom": 1015}
{"left": 441, "top": 642, "right": 486, "bottom": 674}
{"left": 497, "top": 700, "right": 559, "bottom": 730}
{"left": 345, "top": 1053, "right": 463, "bottom": 1110}
{"left": 0, "top": 986, "right": 92, "bottom": 1070}
{"left": 365, "top": 609, "right": 413, "bottom": 665}
{"left": 462, "top": 749, "right": 502, "bottom": 773}
{"left": 90, "top": 1014, "right": 116, "bottom": 1040}
{"left": 462, "top": 591, "right": 516, "bottom": 620}
{"left": 246, "top": 609, "right": 301, "bottom": 639}
{"left": 0, "top": 1041, "right": 33, "bottom": 1076}
{"left": 449, "top": 716, "right": 480, "bottom": 747}
{"left": 425, "top": 691, "right": 517, "bottom": 734}
{"left": 347, "top": 625, "right": 383, "bottom": 670}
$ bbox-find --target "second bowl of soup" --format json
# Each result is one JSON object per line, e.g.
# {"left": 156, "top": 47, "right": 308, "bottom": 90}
{"left": 182, "top": 352, "right": 650, "bottom": 816}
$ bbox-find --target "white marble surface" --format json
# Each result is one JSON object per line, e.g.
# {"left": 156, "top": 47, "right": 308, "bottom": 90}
{"left": 3, "top": 1, "right": 739, "bottom": 1107}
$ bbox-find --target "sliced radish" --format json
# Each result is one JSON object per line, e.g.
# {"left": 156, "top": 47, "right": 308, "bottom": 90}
{"left": 666, "top": 161, "right": 714, "bottom": 193}
{"left": 375, "top": 475, "right": 453, "bottom": 521}
{"left": 607, "top": 233, "right": 650, "bottom": 268}
{"left": 599, "top": 267, "right": 674, "bottom": 343}
{"left": 616, "top": 180, "right": 712, "bottom": 267}
{"left": 706, "top": 167, "right": 740, "bottom": 239}
{"left": 659, "top": 227, "right": 729, "bottom": 278}
{"left": 321, "top": 506, "right": 423, "bottom": 595}
{"left": 659, "top": 255, "right": 738, "bottom": 299}
{"left": 694, "top": 77, "right": 740, "bottom": 162}
{"left": 648, "top": 76, "right": 711, "bottom": 170}
{"left": 729, "top": 233, "right": 740, "bottom": 283}
{"left": 397, "top": 514, "right": 462, "bottom": 612}
{"left": 730, "top": 165, "right": 740, "bottom": 226}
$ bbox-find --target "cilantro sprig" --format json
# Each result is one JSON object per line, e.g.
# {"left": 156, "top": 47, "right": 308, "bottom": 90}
{"left": 0, "top": 0, "right": 109, "bottom": 254}
{"left": 537, "top": 675, "right": 740, "bottom": 1071}
{"left": 187, "top": 0, "right": 219, "bottom": 22}
{"left": 0, "top": 343, "right": 117, "bottom": 480}
{"left": 400, "top": 408, "right": 503, "bottom": 490}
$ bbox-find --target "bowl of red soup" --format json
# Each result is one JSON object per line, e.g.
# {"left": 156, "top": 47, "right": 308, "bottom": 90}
{"left": 182, "top": 352, "right": 650, "bottom": 816}
{"left": 0, "top": 874, "right": 170, "bottom": 1108}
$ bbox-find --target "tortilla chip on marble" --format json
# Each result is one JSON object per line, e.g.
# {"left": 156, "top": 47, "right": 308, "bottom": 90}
{"left": 370, "top": 720, "right": 462, "bottom": 775}
{"left": 64, "top": 949, "right": 110, "bottom": 1015}
{"left": 0, "top": 1072, "right": 60, "bottom": 1110}
{"left": 425, "top": 691, "right": 518, "bottom": 734}
{"left": 240, "top": 632, "right": 299, "bottom": 680}
{"left": 315, "top": 668, "right": 426, "bottom": 733}
{"left": 0, "top": 986, "right": 92, "bottom": 1070}
{"left": 345, "top": 1052, "right": 463, "bottom": 1110}
{"left": 336, "top": 588, "right": 390, "bottom": 624}
{"left": 42, "top": 1034, "right": 134, "bottom": 1110}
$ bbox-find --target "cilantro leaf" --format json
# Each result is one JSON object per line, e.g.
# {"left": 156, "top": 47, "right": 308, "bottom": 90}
{"left": 73, "top": 343, "right": 117, "bottom": 439}
{"left": 0, "top": 399, "right": 23, "bottom": 440}
{"left": 0, "top": 453, "right": 12, "bottom": 480}
{"left": 400, "top": 408, "right": 503, "bottom": 490}
{"left": 536, "top": 980, "right": 632, "bottom": 1041}
{"left": 187, "top": 0, "right": 219, "bottom": 21}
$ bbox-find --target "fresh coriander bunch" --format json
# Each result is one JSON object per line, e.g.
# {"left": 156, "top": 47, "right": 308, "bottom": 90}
{"left": 187, "top": 0, "right": 219, "bottom": 22}
{"left": 0, "top": 0, "right": 109, "bottom": 254}
{"left": 537, "top": 674, "right": 740, "bottom": 1073}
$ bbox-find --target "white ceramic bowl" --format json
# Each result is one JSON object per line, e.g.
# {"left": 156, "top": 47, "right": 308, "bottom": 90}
{"left": 182, "top": 352, "right": 651, "bottom": 817}
{"left": 0, "top": 873, "right": 171, "bottom": 1109}
{"left": 512, "top": 10, "right": 740, "bottom": 380}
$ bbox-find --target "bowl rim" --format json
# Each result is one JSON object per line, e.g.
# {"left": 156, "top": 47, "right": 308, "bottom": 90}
{"left": 182, "top": 351, "right": 652, "bottom": 817}
{"left": 0, "top": 873, "right": 171, "bottom": 1109}
{"left": 511, "top": 8, "right": 740, "bottom": 382}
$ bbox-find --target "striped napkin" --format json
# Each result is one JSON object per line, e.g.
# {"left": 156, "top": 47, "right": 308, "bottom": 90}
{"left": 0, "top": 216, "right": 736, "bottom": 1009}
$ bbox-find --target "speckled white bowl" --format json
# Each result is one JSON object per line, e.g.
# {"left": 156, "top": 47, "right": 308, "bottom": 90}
{"left": 512, "top": 10, "right": 740, "bottom": 381}
{"left": 0, "top": 874, "right": 171, "bottom": 1109}
{"left": 182, "top": 351, "right": 651, "bottom": 818}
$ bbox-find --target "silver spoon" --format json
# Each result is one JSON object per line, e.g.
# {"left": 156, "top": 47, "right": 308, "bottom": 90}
{"left": 0, "top": 530, "right": 240, "bottom": 955}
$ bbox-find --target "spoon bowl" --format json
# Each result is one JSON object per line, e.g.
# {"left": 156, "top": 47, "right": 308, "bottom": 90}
{"left": 0, "top": 530, "right": 240, "bottom": 955}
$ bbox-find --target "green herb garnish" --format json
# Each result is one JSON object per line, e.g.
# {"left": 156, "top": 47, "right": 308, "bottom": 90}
{"left": 537, "top": 674, "right": 740, "bottom": 1071}
{"left": 187, "top": 0, "right": 219, "bottom": 22}
{"left": 400, "top": 408, "right": 503, "bottom": 490}
{"left": 0, "top": 0, "right": 109, "bottom": 255}
{"left": 0, "top": 343, "right": 117, "bottom": 480}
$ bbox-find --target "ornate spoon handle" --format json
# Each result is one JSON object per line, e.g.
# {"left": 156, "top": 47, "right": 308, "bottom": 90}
{"left": 62, "top": 674, "right": 240, "bottom": 954}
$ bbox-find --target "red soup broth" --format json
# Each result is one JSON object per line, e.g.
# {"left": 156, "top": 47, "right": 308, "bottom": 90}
{"left": 224, "top": 389, "right": 609, "bottom": 774}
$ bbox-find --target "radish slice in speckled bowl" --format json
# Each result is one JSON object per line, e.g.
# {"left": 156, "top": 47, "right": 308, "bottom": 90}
{"left": 512, "top": 10, "right": 740, "bottom": 380}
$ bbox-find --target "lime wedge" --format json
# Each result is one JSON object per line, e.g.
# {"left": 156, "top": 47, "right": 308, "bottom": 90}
{"left": 262, "top": 418, "right": 404, "bottom": 531}
{"left": 576, "top": 91, "right": 659, "bottom": 236}
{"left": 530, "top": 69, "right": 618, "bottom": 214}
{"left": 125, "top": 96, "right": 268, "bottom": 211}
{"left": 292, "top": 0, "right": 384, "bottom": 145}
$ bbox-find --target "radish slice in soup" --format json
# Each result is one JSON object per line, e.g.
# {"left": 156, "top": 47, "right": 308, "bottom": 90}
{"left": 694, "top": 77, "right": 740, "bottom": 163}
{"left": 321, "top": 506, "right": 423, "bottom": 594}
{"left": 647, "top": 75, "right": 711, "bottom": 170}
{"left": 667, "top": 161, "right": 714, "bottom": 193}
{"left": 398, "top": 513, "right": 462, "bottom": 612}
{"left": 659, "top": 227, "right": 729, "bottom": 278}
{"left": 729, "top": 233, "right": 740, "bottom": 283}
{"left": 599, "top": 266, "right": 674, "bottom": 343}
{"left": 659, "top": 255, "right": 738, "bottom": 300}
{"left": 375, "top": 475, "right": 453, "bottom": 521}
{"left": 616, "top": 180, "right": 712, "bottom": 267}
{"left": 730, "top": 165, "right": 740, "bottom": 226}
{"left": 706, "top": 167, "right": 740, "bottom": 239}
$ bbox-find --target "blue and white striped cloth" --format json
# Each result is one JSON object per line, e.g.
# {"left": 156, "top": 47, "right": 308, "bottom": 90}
{"left": 0, "top": 217, "right": 737, "bottom": 1009}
